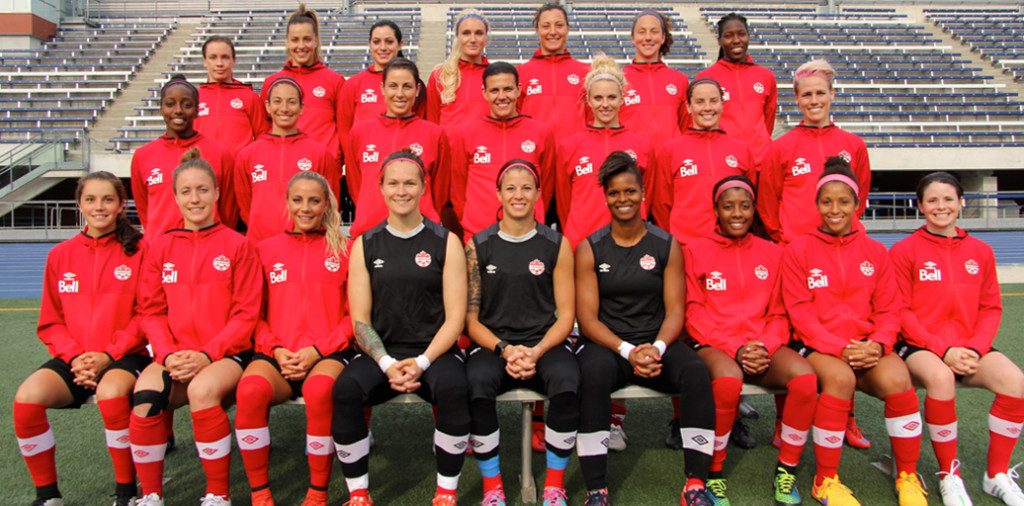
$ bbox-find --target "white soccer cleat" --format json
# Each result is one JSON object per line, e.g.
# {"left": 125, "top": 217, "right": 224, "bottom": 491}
{"left": 984, "top": 464, "right": 1024, "bottom": 506}
{"left": 199, "top": 493, "right": 231, "bottom": 506}
{"left": 135, "top": 493, "right": 164, "bottom": 506}
{"left": 32, "top": 498, "right": 63, "bottom": 506}
{"left": 608, "top": 425, "right": 627, "bottom": 452}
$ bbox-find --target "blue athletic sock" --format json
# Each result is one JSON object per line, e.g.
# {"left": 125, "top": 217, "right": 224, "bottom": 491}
{"left": 477, "top": 455, "right": 501, "bottom": 478}
{"left": 546, "top": 450, "right": 570, "bottom": 471}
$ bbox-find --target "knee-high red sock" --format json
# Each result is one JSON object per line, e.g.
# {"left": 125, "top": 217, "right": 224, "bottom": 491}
{"left": 14, "top": 402, "right": 57, "bottom": 488}
{"left": 610, "top": 401, "right": 626, "bottom": 428}
{"left": 710, "top": 377, "right": 742, "bottom": 472}
{"left": 988, "top": 394, "right": 1024, "bottom": 476}
{"left": 778, "top": 374, "right": 816, "bottom": 467}
{"left": 812, "top": 393, "right": 850, "bottom": 484}
{"left": 885, "top": 389, "right": 922, "bottom": 476}
{"left": 924, "top": 396, "right": 958, "bottom": 474}
{"left": 235, "top": 375, "right": 273, "bottom": 491}
{"left": 304, "top": 375, "right": 336, "bottom": 490}
{"left": 192, "top": 405, "right": 233, "bottom": 497}
{"left": 131, "top": 411, "right": 169, "bottom": 496}
{"left": 97, "top": 397, "right": 135, "bottom": 485}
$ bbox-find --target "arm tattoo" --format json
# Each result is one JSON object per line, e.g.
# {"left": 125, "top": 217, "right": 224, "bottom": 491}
{"left": 466, "top": 241, "right": 482, "bottom": 314}
{"left": 354, "top": 321, "right": 388, "bottom": 361}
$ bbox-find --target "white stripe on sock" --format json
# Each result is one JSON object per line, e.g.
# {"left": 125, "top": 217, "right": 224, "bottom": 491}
{"left": 545, "top": 426, "right": 577, "bottom": 452}
{"left": 195, "top": 434, "right": 232, "bottom": 460}
{"left": 131, "top": 442, "right": 167, "bottom": 464}
{"left": 104, "top": 428, "right": 131, "bottom": 449}
{"left": 335, "top": 436, "right": 370, "bottom": 464}
{"left": 17, "top": 429, "right": 54, "bottom": 457}
{"left": 469, "top": 429, "right": 500, "bottom": 454}
{"left": 928, "top": 421, "right": 958, "bottom": 443}
{"left": 576, "top": 431, "right": 609, "bottom": 457}
{"left": 681, "top": 427, "right": 715, "bottom": 456}
{"left": 434, "top": 429, "right": 470, "bottom": 456}
{"left": 235, "top": 427, "right": 270, "bottom": 450}
{"left": 886, "top": 412, "right": 923, "bottom": 438}
{"left": 813, "top": 427, "right": 844, "bottom": 449}
{"left": 307, "top": 434, "right": 334, "bottom": 456}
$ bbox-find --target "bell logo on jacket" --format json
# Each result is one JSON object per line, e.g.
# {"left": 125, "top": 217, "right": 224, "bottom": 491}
{"left": 324, "top": 255, "right": 341, "bottom": 272}
{"left": 755, "top": 264, "right": 769, "bottom": 280}
{"left": 639, "top": 254, "right": 656, "bottom": 271}
{"left": 919, "top": 261, "right": 942, "bottom": 281}
{"left": 521, "top": 140, "right": 536, "bottom": 154}
{"left": 567, "top": 74, "right": 580, "bottom": 85}
{"left": 526, "top": 78, "right": 542, "bottom": 96}
{"left": 114, "top": 264, "right": 132, "bottom": 281}
{"left": 860, "top": 260, "right": 875, "bottom": 277}
{"left": 360, "top": 89, "right": 378, "bottom": 104}
{"left": 473, "top": 146, "right": 491, "bottom": 164}
{"left": 415, "top": 251, "right": 432, "bottom": 268}
{"left": 297, "top": 158, "right": 312, "bottom": 171}
{"left": 58, "top": 272, "right": 79, "bottom": 293}
{"left": 706, "top": 271, "right": 727, "bottom": 291}
{"left": 679, "top": 159, "right": 699, "bottom": 177}
{"left": 666, "top": 84, "right": 678, "bottom": 95}
{"left": 198, "top": 103, "right": 210, "bottom": 116}
{"left": 575, "top": 156, "right": 593, "bottom": 177}
{"left": 807, "top": 268, "right": 829, "bottom": 289}
{"left": 230, "top": 98, "right": 244, "bottom": 109}
{"left": 312, "top": 86, "right": 326, "bottom": 98}
{"left": 362, "top": 144, "right": 379, "bottom": 163}
{"left": 147, "top": 168, "right": 164, "bottom": 186}
{"left": 791, "top": 158, "right": 812, "bottom": 177}
{"left": 161, "top": 263, "right": 178, "bottom": 284}
{"left": 753, "top": 82, "right": 765, "bottom": 94}
{"left": 722, "top": 87, "right": 731, "bottom": 101}
{"left": 212, "top": 255, "right": 231, "bottom": 272}
{"left": 965, "top": 259, "right": 980, "bottom": 275}
{"left": 251, "top": 164, "right": 267, "bottom": 183}
{"left": 624, "top": 89, "right": 641, "bottom": 106}
{"left": 269, "top": 263, "right": 288, "bottom": 284}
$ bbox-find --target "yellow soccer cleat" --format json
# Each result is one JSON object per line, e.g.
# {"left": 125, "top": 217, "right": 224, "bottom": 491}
{"left": 895, "top": 471, "right": 928, "bottom": 506}
{"left": 811, "top": 475, "right": 861, "bottom": 506}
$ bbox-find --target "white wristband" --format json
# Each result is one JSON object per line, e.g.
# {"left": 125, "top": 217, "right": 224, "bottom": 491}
{"left": 653, "top": 340, "right": 667, "bottom": 356}
{"left": 377, "top": 355, "right": 397, "bottom": 373}
{"left": 415, "top": 354, "right": 431, "bottom": 371}
{"left": 618, "top": 342, "right": 636, "bottom": 360}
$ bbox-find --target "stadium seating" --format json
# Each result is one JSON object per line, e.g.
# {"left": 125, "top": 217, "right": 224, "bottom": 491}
{"left": 926, "top": 8, "right": 1024, "bottom": 81}
{"left": 0, "top": 22, "right": 173, "bottom": 143}
{"left": 701, "top": 7, "right": 1024, "bottom": 147}
{"left": 112, "top": 7, "right": 421, "bottom": 151}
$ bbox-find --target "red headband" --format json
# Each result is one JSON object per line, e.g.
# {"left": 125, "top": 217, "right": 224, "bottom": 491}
{"left": 816, "top": 174, "right": 859, "bottom": 196}
{"left": 714, "top": 180, "right": 755, "bottom": 203}
{"left": 496, "top": 162, "right": 539, "bottom": 188}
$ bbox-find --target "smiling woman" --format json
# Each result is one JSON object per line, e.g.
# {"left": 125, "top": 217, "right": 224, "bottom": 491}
{"left": 517, "top": 3, "right": 590, "bottom": 135}
{"left": 427, "top": 8, "right": 491, "bottom": 132}
{"left": 194, "top": 36, "right": 268, "bottom": 157}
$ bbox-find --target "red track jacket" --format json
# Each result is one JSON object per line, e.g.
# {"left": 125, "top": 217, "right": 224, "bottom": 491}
{"left": 195, "top": 79, "right": 269, "bottom": 156}
{"left": 426, "top": 58, "right": 490, "bottom": 133}
{"left": 620, "top": 61, "right": 690, "bottom": 149}
{"left": 517, "top": 50, "right": 590, "bottom": 135}
{"left": 696, "top": 57, "right": 777, "bottom": 172}
{"left": 261, "top": 61, "right": 346, "bottom": 165}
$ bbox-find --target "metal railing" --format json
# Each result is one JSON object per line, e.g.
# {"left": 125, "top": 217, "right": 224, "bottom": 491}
{"left": 865, "top": 191, "right": 1024, "bottom": 231}
{"left": 0, "top": 134, "right": 87, "bottom": 199}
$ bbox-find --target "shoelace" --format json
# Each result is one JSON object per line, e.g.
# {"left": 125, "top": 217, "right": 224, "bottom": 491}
{"left": 937, "top": 459, "right": 962, "bottom": 479}
{"left": 776, "top": 469, "right": 797, "bottom": 494}
{"left": 482, "top": 488, "right": 505, "bottom": 505}
{"left": 1006, "top": 463, "right": 1024, "bottom": 494}
{"left": 820, "top": 476, "right": 854, "bottom": 497}
{"left": 899, "top": 472, "right": 927, "bottom": 495}
{"left": 543, "top": 488, "right": 568, "bottom": 503}
{"left": 708, "top": 479, "right": 728, "bottom": 498}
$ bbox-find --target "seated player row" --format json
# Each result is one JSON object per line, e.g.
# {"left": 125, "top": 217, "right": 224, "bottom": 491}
{"left": 16, "top": 145, "right": 1021, "bottom": 506}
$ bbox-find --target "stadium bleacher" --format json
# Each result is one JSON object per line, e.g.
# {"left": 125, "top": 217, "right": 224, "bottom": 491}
{"left": 927, "top": 8, "right": 1024, "bottom": 82}
{"left": 112, "top": 7, "right": 421, "bottom": 151}
{"left": 0, "top": 21, "right": 174, "bottom": 143}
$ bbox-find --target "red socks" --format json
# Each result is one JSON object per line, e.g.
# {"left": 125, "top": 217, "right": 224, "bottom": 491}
{"left": 884, "top": 389, "right": 922, "bottom": 476}
{"left": 192, "top": 405, "right": 233, "bottom": 497}
{"left": 778, "top": 374, "right": 816, "bottom": 467}
{"left": 710, "top": 377, "right": 742, "bottom": 472}
{"left": 988, "top": 394, "right": 1024, "bottom": 476}
{"left": 130, "top": 411, "right": 169, "bottom": 496}
{"left": 924, "top": 396, "right": 958, "bottom": 474}
{"left": 14, "top": 402, "right": 57, "bottom": 488}
{"left": 303, "top": 375, "right": 336, "bottom": 489}
{"left": 812, "top": 393, "right": 850, "bottom": 483}
{"left": 235, "top": 375, "right": 274, "bottom": 490}
{"left": 97, "top": 397, "right": 135, "bottom": 486}
{"left": 610, "top": 401, "right": 626, "bottom": 428}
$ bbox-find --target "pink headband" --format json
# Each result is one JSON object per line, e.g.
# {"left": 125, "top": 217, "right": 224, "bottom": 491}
{"left": 587, "top": 73, "right": 621, "bottom": 92}
{"left": 495, "top": 162, "right": 539, "bottom": 188}
{"left": 816, "top": 174, "right": 859, "bottom": 196}
{"left": 714, "top": 180, "right": 755, "bottom": 203}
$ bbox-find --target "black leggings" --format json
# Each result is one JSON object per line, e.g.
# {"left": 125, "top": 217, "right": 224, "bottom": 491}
{"left": 576, "top": 340, "right": 715, "bottom": 490}
{"left": 331, "top": 350, "right": 471, "bottom": 485}
{"left": 465, "top": 342, "right": 580, "bottom": 461}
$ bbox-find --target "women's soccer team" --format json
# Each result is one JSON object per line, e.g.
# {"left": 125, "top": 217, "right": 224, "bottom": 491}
{"left": 12, "top": 4, "right": 1024, "bottom": 506}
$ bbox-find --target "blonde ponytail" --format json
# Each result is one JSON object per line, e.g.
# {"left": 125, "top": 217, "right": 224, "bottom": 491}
{"left": 434, "top": 8, "right": 488, "bottom": 104}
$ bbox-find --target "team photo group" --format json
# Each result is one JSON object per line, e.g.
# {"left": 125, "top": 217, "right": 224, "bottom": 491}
{"left": 11, "top": 4, "right": 1023, "bottom": 506}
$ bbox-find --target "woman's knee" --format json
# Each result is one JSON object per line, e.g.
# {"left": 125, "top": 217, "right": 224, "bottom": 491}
{"left": 818, "top": 365, "right": 857, "bottom": 397}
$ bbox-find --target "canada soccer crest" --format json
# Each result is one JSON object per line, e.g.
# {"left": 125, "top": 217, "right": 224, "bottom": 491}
{"left": 230, "top": 98, "right": 244, "bottom": 109}
{"left": 415, "top": 250, "right": 432, "bottom": 268}
{"left": 567, "top": 74, "right": 580, "bottom": 85}
{"left": 521, "top": 140, "right": 536, "bottom": 153}
{"left": 213, "top": 255, "right": 231, "bottom": 272}
{"left": 754, "top": 265, "right": 769, "bottom": 280}
{"left": 313, "top": 86, "right": 326, "bottom": 98}
{"left": 860, "top": 260, "right": 875, "bottom": 277}
{"left": 965, "top": 259, "right": 979, "bottom": 275}
{"left": 753, "top": 82, "right": 765, "bottom": 94}
{"left": 639, "top": 254, "right": 656, "bottom": 271}
{"left": 839, "top": 150, "right": 852, "bottom": 163}
{"left": 409, "top": 142, "right": 424, "bottom": 156}
{"left": 529, "top": 259, "right": 545, "bottom": 276}
{"left": 725, "top": 155, "right": 738, "bottom": 168}
{"left": 297, "top": 158, "right": 312, "bottom": 171}
{"left": 114, "top": 264, "right": 132, "bottom": 281}
{"left": 666, "top": 84, "right": 678, "bottom": 95}
{"left": 324, "top": 255, "right": 341, "bottom": 272}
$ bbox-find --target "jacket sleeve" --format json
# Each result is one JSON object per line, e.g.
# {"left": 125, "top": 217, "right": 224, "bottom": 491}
{"left": 344, "top": 132, "right": 362, "bottom": 206}
{"left": 36, "top": 250, "right": 84, "bottom": 363}
{"left": 539, "top": 127, "right": 557, "bottom": 215}
{"left": 757, "top": 141, "right": 784, "bottom": 242}
{"left": 650, "top": 146, "right": 672, "bottom": 230}
{"left": 426, "top": 71, "right": 442, "bottom": 125}
{"left": 233, "top": 148, "right": 252, "bottom": 228}
{"left": 337, "top": 78, "right": 358, "bottom": 152}
{"left": 253, "top": 275, "right": 278, "bottom": 354}
{"left": 431, "top": 130, "right": 452, "bottom": 212}
{"left": 682, "top": 245, "right": 734, "bottom": 355}
{"left": 640, "top": 143, "right": 657, "bottom": 220}
{"left": 449, "top": 130, "right": 468, "bottom": 219}
{"left": 781, "top": 243, "right": 846, "bottom": 356}
{"left": 139, "top": 246, "right": 177, "bottom": 365}
{"left": 764, "top": 74, "right": 778, "bottom": 136}
{"left": 319, "top": 144, "right": 341, "bottom": 205}
{"left": 130, "top": 152, "right": 148, "bottom": 230}
{"left": 217, "top": 150, "right": 239, "bottom": 229}
{"left": 890, "top": 241, "right": 940, "bottom": 351}
{"left": 853, "top": 137, "right": 871, "bottom": 219}
{"left": 676, "top": 74, "right": 691, "bottom": 133}
{"left": 333, "top": 74, "right": 348, "bottom": 165}
{"left": 319, "top": 254, "right": 354, "bottom": 355}
{"left": 555, "top": 140, "right": 572, "bottom": 226}
{"left": 759, "top": 263, "right": 790, "bottom": 355}
{"left": 200, "top": 240, "right": 261, "bottom": 361}
{"left": 250, "top": 91, "right": 270, "bottom": 139}
{"left": 867, "top": 249, "right": 900, "bottom": 353}
{"left": 967, "top": 246, "right": 1002, "bottom": 354}
{"left": 106, "top": 242, "right": 149, "bottom": 360}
